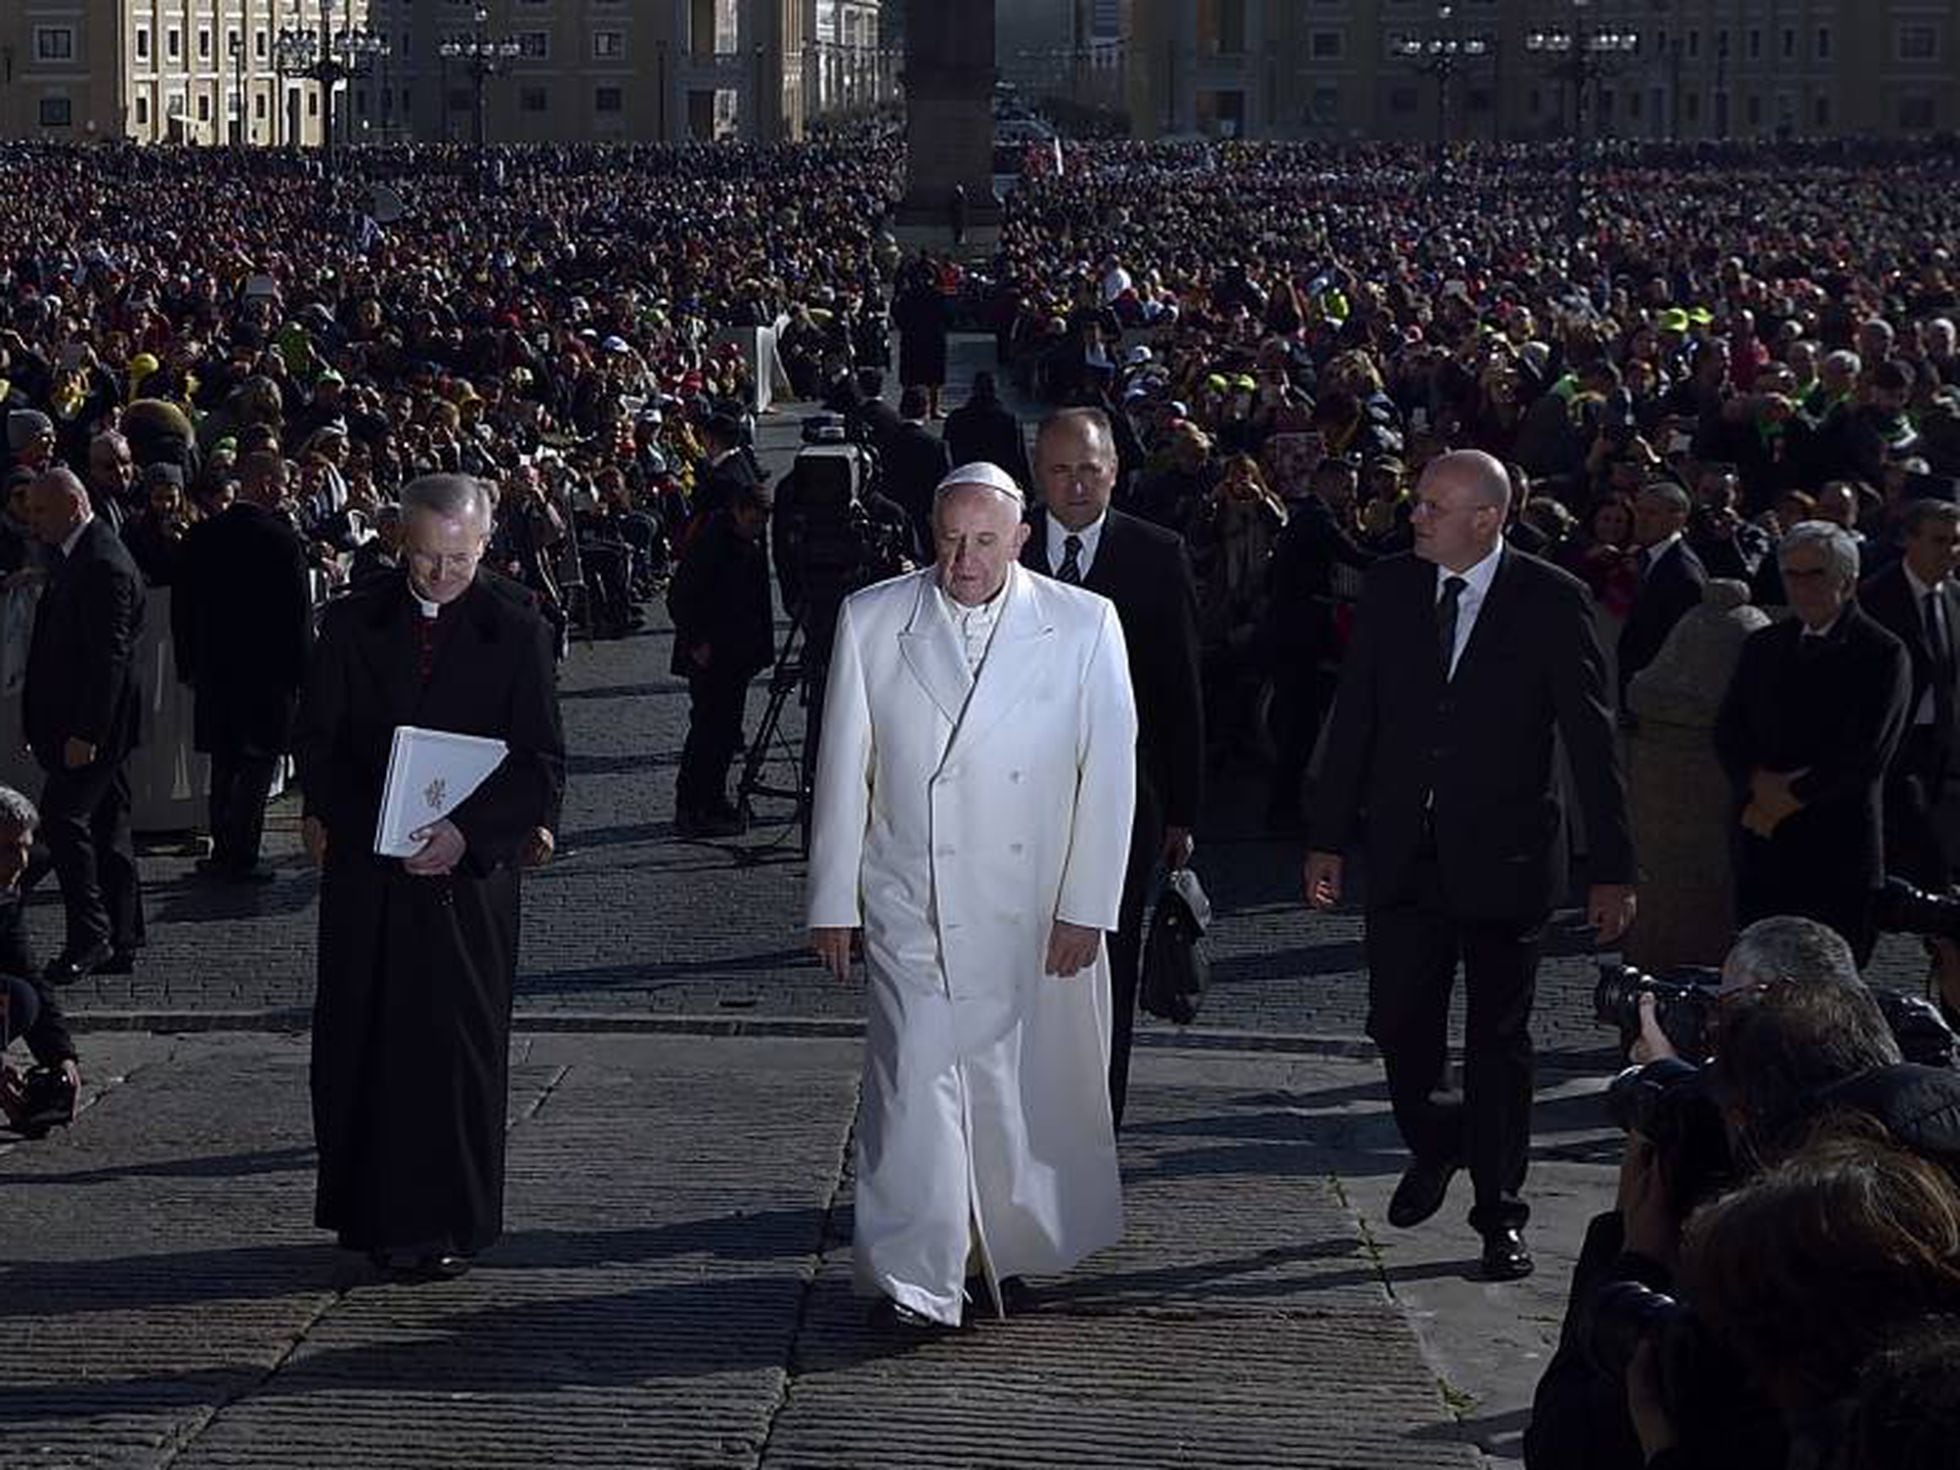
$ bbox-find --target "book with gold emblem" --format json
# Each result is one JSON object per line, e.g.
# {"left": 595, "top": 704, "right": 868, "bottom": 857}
{"left": 373, "top": 725, "right": 508, "bottom": 858}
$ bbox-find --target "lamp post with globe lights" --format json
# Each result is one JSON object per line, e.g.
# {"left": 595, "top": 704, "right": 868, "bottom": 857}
{"left": 1390, "top": 4, "right": 1489, "bottom": 183}
{"left": 1526, "top": 4, "right": 1639, "bottom": 238}
{"left": 439, "top": 7, "right": 522, "bottom": 160}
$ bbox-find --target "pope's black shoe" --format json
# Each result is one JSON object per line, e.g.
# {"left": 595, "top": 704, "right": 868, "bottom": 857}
{"left": 869, "top": 1297, "right": 953, "bottom": 1334}
{"left": 1479, "top": 1226, "right": 1535, "bottom": 1282}
{"left": 1386, "top": 1155, "right": 1459, "bottom": 1229}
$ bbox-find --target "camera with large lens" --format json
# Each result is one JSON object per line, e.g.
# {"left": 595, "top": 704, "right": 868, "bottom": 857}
{"left": 0, "top": 1063, "right": 77, "bottom": 1137}
{"left": 1872, "top": 875, "right": 1960, "bottom": 942}
{"left": 1594, "top": 963, "right": 1724, "bottom": 1063}
{"left": 1604, "top": 1057, "right": 1736, "bottom": 1214}
{"left": 773, "top": 415, "right": 906, "bottom": 664}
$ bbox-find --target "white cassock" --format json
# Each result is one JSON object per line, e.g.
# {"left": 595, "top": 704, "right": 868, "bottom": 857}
{"left": 808, "top": 561, "right": 1138, "bottom": 1325}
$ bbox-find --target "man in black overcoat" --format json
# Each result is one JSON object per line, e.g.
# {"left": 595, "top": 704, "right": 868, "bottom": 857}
{"left": 945, "top": 372, "right": 1032, "bottom": 492}
{"left": 1022, "top": 407, "right": 1203, "bottom": 1130}
{"left": 22, "top": 468, "right": 146, "bottom": 981}
{"left": 1618, "top": 481, "right": 1708, "bottom": 708}
{"left": 173, "top": 450, "right": 314, "bottom": 881}
{"left": 1716, "top": 521, "right": 1910, "bottom": 964}
{"left": 882, "top": 386, "right": 953, "bottom": 557}
{"left": 294, "top": 474, "right": 564, "bottom": 1280}
{"left": 1858, "top": 498, "right": 1960, "bottom": 890}
{"left": 1306, "top": 450, "right": 1636, "bottom": 1281}
{"left": 667, "top": 478, "right": 774, "bottom": 838}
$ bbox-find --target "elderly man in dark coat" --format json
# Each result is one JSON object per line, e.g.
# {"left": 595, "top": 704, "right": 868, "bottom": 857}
{"left": 173, "top": 450, "right": 314, "bottom": 882}
{"left": 294, "top": 474, "right": 564, "bottom": 1280}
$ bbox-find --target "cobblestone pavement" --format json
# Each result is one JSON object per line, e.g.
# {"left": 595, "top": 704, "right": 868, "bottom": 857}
{"left": 39, "top": 334, "right": 1935, "bottom": 1057}
{"left": 0, "top": 1031, "right": 1606, "bottom": 1470}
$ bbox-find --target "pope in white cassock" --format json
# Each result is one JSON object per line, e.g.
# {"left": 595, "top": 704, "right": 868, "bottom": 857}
{"left": 808, "top": 460, "right": 1139, "bottom": 1330}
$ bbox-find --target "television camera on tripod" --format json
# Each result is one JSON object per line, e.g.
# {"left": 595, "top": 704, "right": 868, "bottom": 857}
{"left": 736, "top": 415, "right": 914, "bottom": 849}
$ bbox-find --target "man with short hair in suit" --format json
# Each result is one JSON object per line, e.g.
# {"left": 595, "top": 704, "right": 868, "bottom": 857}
{"left": 173, "top": 449, "right": 315, "bottom": 882}
{"left": 1023, "top": 406, "right": 1204, "bottom": 1131}
{"left": 1860, "top": 498, "right": 1960, "bottom": 890}
{"left": 1618, "top": 480, "right": 1708, "bottom": 708}
{"left": 1717, "top": 522, "right": 1911, "bottom": 964}
{"left": 22, "top": 467, "right": 147, "bottom": 982}
{"left": 945, "top": 372, "right": 1033, "bottom": 493}
{"left": 1306, "top": 450, "right": 1636, "bottom": 1281}
{"left": 883, "top": 386, "right": 952, "bottom": 559}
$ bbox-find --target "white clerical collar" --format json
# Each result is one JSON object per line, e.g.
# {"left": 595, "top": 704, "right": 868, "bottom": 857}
{"left": 413, "top": 590, "right": 440, "bottom": 619}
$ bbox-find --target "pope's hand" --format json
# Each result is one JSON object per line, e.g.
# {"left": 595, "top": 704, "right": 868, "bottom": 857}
{"left": 810, "top": 927, "right": 857, "bottom": 981}
{"left": 1046, "top": 920, "right": 1101, "bottom": 978}
{"left": 404, "top": 818, "right": 466, "bottom": 876}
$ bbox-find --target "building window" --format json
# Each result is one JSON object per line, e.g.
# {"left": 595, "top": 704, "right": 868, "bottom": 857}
{"left": 39, "top": 97, "right": 73, "bottom": 127}
{"left": 1687, "top": 30, "right": 1699, "bottom": 59}
{"left": 1197, "top": 0, "right": 1247, "bottom": 57}
{"left": 1816, "top": 27, "right": 1832, "bottom": 60}
{"left": 136, "top": 29, "right": 152, "bottom": 61}
{"left": 167, "top": 29, "right": 182, "bottom": 60}
{"left": 35, "top": 27, "right": 76, "bottom": 62}
{"left": 1310, "top": 31, "right": 1343, "bottom": 59}
{"left": 520, "top": 86, "right": 547, "bottom": 112}
{"left": 257, "top": 30, "right": 269, "bottom": 58}
{"left": 1747, "top": 29, "right": 1761, "bottom": 60}
{"left": 1897, "top": 24, "right": 1940, "bottom": 62}
{"left": 1781, "top": 29, "right": 1796, "bottom": 60}
{"left": 1309, "top": 85, "right": 1338, "bottom": 122}
{"left": 256, "top": 93, "right": 268, "bottom": 119}
{"left": 308, "top": 91, "right": 319, "bottom": 116}
{"left": 198, "top": 29, "right": 212, "bottom": 61}
{"left": 1685, "top": 92, "right": 1701, "bottom": 123}
{"left": 1901, "top": 95, "right": 1938, "bottom": 129}
{"left": 593, "top": 31, "right": 626, "bottom": 59}
{"left": 1745, "top": 94, "right": 1761, "bottom": 127}
{"left": 197, "top": 94, "right": 211, "bottom": 121}
{"left": 1813, "top": 95, "right": 1830, "bottom": 128}
{"left": 595, "top": 86, "right": 624, "bottom": 113}
{"left": 516, "top": 32, "right": 549, "bottom": 59}
{"left": 136, "top": 95, "right": 150, "bottom": 125}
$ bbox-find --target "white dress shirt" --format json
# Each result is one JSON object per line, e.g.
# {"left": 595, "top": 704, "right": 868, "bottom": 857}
{"left": 1905, "top": 564, "right": 1950, "bottom": 726}
{"left": 1438, "top": 541, "right": 1504, "bottom": 679}
{"left": 1046, "top": 512, "right": 1107, "bottom": 582}
{"left": 934, "top": 578, "right": 1006, "bottom": 676}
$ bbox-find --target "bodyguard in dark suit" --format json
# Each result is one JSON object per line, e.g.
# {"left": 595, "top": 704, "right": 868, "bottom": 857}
{"left": 1718, "top": 522, "right": 1911, "bottom": 963}
{"left": 1859, "top": 499, "right": 1960, "bottom": 890}
{"left": 1306, "top": 451, "right": 1635, "bottom": 1281}
{"left": 22, "top": 468, "right": 146, "bottom": 981}
{"left": 882, "top": 387, "right": 953, "bottom": 557}
{"left": 173, "top": 450, "right": 314, "bottom": 881}
{"left": 945, "top": 373, "right": 1033, "bottom": 492}
{"left": 1023, "top": 407, "right": 1204, "bottom": 1129}
{"left": 295, "top": 475, "right": 564, "bottom": 1280}
{"left": 1618, "top": 482, "right": 1708, "bottom": 706}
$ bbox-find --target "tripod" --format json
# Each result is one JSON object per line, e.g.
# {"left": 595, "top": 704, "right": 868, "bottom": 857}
{"left": 735, "top": 602, "right": 824, "bottom": 855}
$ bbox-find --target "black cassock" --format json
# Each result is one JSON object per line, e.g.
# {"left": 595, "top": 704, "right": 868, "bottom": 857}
{"left": 294, "top": 572, "right": 564, "bottom": 1255}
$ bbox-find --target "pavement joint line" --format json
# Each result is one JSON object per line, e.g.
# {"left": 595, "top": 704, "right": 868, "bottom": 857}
{"left": 516, "top": 1062, "right": 574, "bottom": 1122}
{"left": 753, "top": 1074, "right": 861, "bottom": 1470}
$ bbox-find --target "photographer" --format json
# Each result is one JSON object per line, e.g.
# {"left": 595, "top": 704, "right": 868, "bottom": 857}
{"left": 1525, "top": 917, "right": 1911, "bottom": 1470}
{"left": 0, "top": 784, "right": 81, "bottom": 1136}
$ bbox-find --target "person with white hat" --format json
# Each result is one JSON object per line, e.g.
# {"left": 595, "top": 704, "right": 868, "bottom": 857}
{"left": 808, "top": 460, "right": 1138, "bottom": 1331}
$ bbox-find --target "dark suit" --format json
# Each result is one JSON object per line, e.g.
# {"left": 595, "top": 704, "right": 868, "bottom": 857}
{"left": 24, "top": 517, "right": 147, "bottom": 960}
{"left": 173, "top": 502, "right": 315, "bottom": 871}
{"left": 1859, "top": 563, "right": 1960, "bottom": 889}
{"left": 693, "top": 450, "right": 760, "bottom": 522}
{"left": 1617, "top": 537, "right": 1707, "bottom": 704}
{"left": 1310, "top": 548, "right": 1633, "bottom": 1232}
{"left": 944, "top": 397, "right": 1032, "bottom": 490}
{"left": 1860, "top": 562, "right": 1960, "bottom": 889}
{"left": 1716, "top": 607, "right": 1911, "bottom": 960}
{"left": 295, "top": 571, "right": 564, "bottom": 1257}
{"left": 667, "top": 512, "right": 774, "bottom": 821}
{"left": 1022, "top": 508, "right": 1203, "bottom": 1128}
{"left": 882, "top": 419, "right": 952, "bottom": 556}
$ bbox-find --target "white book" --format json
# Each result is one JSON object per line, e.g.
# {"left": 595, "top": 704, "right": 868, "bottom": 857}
{"left": 373, "top": 725, "right": 509, "bottom": 858}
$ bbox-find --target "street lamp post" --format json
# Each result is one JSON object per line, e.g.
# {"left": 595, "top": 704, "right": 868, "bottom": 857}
{"left": 1390, "top": 4, "right": 1489, "bottom": 182}
{"left": 229, "top": 32, "right": 245, "bottom": 146}
{"left": 439, "top": 7, "right": 521, "bottom": 159}
{"left": 272, "top": 25, "right": 316, "bottom": 151}
{"left": 1526, "top": 6, "right": 1638, "bottom": 238}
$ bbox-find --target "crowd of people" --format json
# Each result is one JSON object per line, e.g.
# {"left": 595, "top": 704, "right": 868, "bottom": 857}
{"left": 0, "top": 132, "right": 1957, "bottom": 1456}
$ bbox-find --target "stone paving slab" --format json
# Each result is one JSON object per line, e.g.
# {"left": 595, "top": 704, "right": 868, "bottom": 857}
{"left": 0, "top": 1032, "right": 1611, "bottom": 1470}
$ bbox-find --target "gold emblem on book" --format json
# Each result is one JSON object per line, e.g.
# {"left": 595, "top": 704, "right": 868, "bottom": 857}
{"left": 424, "top": 776, "right": 447, "bottom": 810}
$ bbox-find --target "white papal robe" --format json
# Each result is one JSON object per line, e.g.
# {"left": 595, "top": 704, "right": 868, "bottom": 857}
{"left": 808, "top": 562, "right": 1138, "bottom": 1325}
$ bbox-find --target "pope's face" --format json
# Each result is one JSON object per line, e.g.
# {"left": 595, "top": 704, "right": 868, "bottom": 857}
{"left": 934, "top": 486, "right": 1029, "bottom": 607}
{"left": 403, "top": 507, "right": 489, "bottom": 605}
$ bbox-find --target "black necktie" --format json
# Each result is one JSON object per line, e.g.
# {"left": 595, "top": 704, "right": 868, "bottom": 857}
{"left": 1437, "top": 575, "right": 1467, "bottom": 675}
{"left": 1058, "top": 533, "right": 1083, "bottom": 585}
{"left": 1928, "top": 590, "right": 1951, "bottom": 677}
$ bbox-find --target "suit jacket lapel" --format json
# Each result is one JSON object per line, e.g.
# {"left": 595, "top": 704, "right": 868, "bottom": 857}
{"left": 1449, "top": 548, "right": 1516, "bottom": 687}
{"left": 898, "top": 572, "right": 972, "bottom": 728}
{"left": 947, "top": 564, "right": 1054, "bottom": 760}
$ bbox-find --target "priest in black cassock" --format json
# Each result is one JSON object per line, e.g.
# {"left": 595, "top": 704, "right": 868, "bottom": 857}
{"left": 294, "top": 474, "right": 564, "bottom": 1281}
